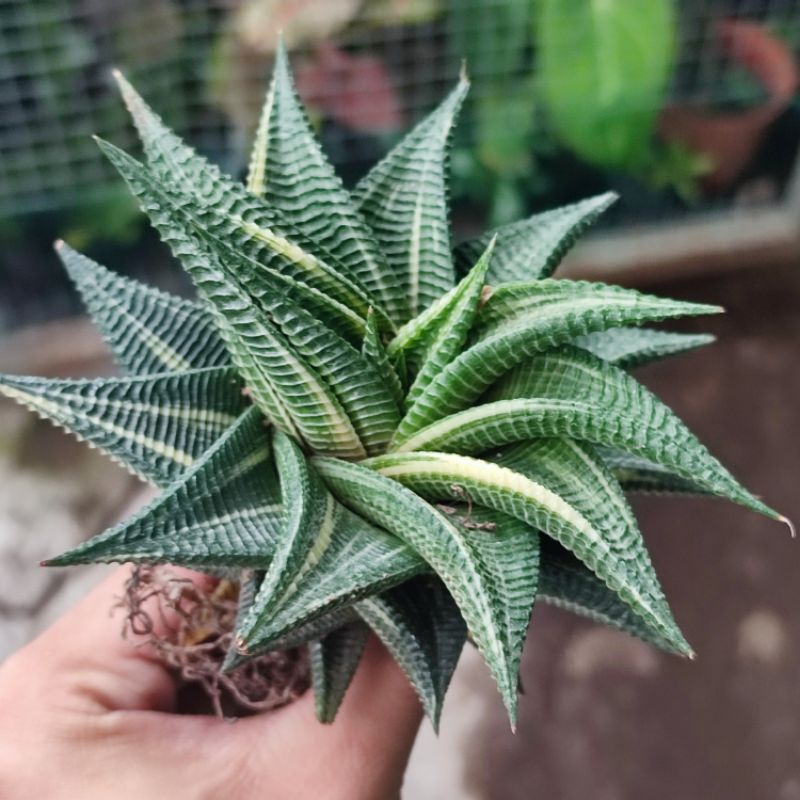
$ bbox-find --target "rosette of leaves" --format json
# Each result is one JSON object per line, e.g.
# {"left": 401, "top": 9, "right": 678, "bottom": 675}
{"left": 1, "top": 44, "right": 787, "bottom": 731}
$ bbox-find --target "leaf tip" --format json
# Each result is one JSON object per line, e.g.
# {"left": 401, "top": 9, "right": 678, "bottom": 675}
{"left": 41, "top": 555, "right": 68, "bottom": 567}
{"left": 779, "top": 515, "right": 796, "bottom": 539}
{"left": 599, "top": 190, "right": 620, "bottom": 207}
{"left": 221, "top": 647, "right": 244, "bottom": 673}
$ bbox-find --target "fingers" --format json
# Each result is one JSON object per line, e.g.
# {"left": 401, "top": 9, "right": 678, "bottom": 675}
{"left": 8, "top": 565, "right": 212, "bottom": 714}
{"left": 227, "top": 636, "right": 423, "bottom": 799}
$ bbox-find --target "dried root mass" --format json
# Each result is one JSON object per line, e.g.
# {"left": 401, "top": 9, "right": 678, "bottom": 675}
{"left": 116, "top": 566, "right": 309, "bottom": 718}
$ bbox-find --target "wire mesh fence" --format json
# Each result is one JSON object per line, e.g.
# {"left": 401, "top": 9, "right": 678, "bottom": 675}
{"left": 1, "top": 0, "right": 799, "bottom": 331}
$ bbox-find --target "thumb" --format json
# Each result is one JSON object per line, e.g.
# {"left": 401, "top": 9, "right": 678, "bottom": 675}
{"left": 12, "top": 565, "right": 213, "bottom": 714}
{"left": 225, "top": 636, "right": 423, "bottom": 798}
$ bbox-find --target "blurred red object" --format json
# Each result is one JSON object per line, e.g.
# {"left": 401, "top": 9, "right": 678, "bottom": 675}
{"left": 296, "top": 42, "right": 404, "bottom": 133}
{"left": 659, "top": 20, "right": 799, "bottom": 193}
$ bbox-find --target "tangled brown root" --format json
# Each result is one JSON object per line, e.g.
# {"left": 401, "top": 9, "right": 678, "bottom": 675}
{"left": 114, "top": 566, "right": 310, "bottom": 718}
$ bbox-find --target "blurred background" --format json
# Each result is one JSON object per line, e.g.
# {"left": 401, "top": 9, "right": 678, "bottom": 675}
{"left": 0, "top": 1, "right": 798, "bottom": 797}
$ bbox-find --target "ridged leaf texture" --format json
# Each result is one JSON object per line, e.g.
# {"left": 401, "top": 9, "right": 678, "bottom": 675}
{"left": 353, "top": 76, "right": 468, "bottom": 318}
{"left": 58, "top": 242, "right": 230, "bottom": 375}
{"left": 3, "top": 54, "right": 784, "bottom": 730}
{"left": 0, "top": 367, "right": 246, "bottom": 487}
{"left": 247, "top": 42, "right": 408, "bottom": 325}
{"left": 454, "top": 192, "right": 618, "bottom": 282}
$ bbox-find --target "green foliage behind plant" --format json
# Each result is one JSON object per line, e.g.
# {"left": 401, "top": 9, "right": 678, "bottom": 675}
{"left": 537, "top": 0, "right": 676, "bottom": 173}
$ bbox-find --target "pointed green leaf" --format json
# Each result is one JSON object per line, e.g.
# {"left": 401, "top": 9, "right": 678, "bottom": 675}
{"left": 385, "top": 281, "right": 461, "bottom": 372}
{"left": 314, "top": 457, "right": 539, "bottom": 726}
{"left": 58, "top": 242, "right": 230, "bottom": 375}
{"left": 98, "top": 140, "right": 367, "bottom": 459}
{"left": 235, "top": 431, "right": 341, "bottom": 646}
{"left": 393, "top": 281, "right": 720, "bottom": 444}
{"left": 538, "top": 540, "right": 682, "bottom": 653}
{"left": 354, "top": 77, "right": 469, "bottom": 317}
{"left": 574, "top": 328, "right": 715, "bottom": 368}
{"left": 403, "top": 238, "right": 493, "bottom": 410}
{"left": 247, "top": 43, "right": 408, "bottom": 323}
{"left": 598, "top": 447, "right": 711, "bottom": 495}
{"left": 497, "top": 438, "right": 687, "bottom": 651}
{"left": 226, "top": 605, "right": 364, "bottom": 673}
{"left": 355, "top": 577, "right": 466, "bottom": 730}
{"left": 474, "top": 279, "right": 721, "bottom": 341}
{"left": 362, "top": 309, "right": 405, "bottom": 413}
{"left": 397, "top": 347, "right": 779, "bottom": 520}
{"left": 255, "top": 299, "right": 400, "bottom": 457}
{"left": 364, "top": 450, "right": 686, "bottom": 656}
{"left": 0, "top": 367, "right": 246, "bottom": 487}
{"left": 454, "top": 192, "right": 617, "bottom": 282}
{"left": 236, "top": 502, "right": 426, "bottom": 655}
{"left": 114, "top": 68, "right": 245, "bottom": 214}
{"left": 97, "top": 137, "right": 367, "bottom": 349}
{"left": 45, "top": 408, "right": 281, "bottom": 568}
{"left": 310, "top": 621, "right": 371, "bottom": 723}
{"left": 98, "top": 136, "right": 387, "bottom": 337}
{"left": 111, "top": 76, "right": 394, "bottom": 331}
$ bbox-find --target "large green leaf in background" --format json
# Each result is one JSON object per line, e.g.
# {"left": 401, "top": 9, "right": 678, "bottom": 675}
{"left": 536, "top": 0, "right": 676, "bottom": 171}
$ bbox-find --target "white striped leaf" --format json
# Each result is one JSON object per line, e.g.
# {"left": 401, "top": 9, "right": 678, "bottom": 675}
{"left": 538, "top": 540, "right": 681, "bottom": 653}
{"left": 574, "top": 327, "right": 715, "bottom": 369}
{"left": 598, "top": 447, "right": 711, "bottom": 495}
{"left": 354, "top": 76, "right": 469, "bottom": 318}
{"left": 454, "top": 192, "right": 617, "bottom": 282}
{"left": 402, "top": 238, "right": 493, "bottom": 411}
{"left": 0, "top": 367, "right": 246, "bottom": 487}
{"left": 235, "top": 501, "right": 427, "bottom": 655}
{"left": 176, "top": 224, "right": 400, "bottom": 455}
{"left": 235, "top": 431, "right": 342, "bottom": 647}
{"left": 100, "top": 140, "right": 367, "bottom": 458}
{"left": 99, "top": 142, "right": 367, "bottom": 347}
{"left": 363, "top": 451, "right": 687, "bottom": 656}
{"left": 362, "top": 309, "right": 405, "bottom": 414}
{"left": 497, "top": 438, "right": 687, "bottom": 651}
{"left": 253, "top": 298, "right": 400, "bottom": 456}
{"left": 385, "top": 281, "right": 460, "bottom": 376}
{"left": 184, "top": 199, "right": 390, "bottom": 330}
{"left": 58, "top": 242, "right": 229, "bottom": 375}
{"left": 189, "top": 223, "right": 368, "bottom": 346}
{"left": 45, "top": 407, "right": 282, "bottom": 568}
{"left": 99, "top": 138, "right": 389, "bottom": 337}
{"left": 247, "top": 42, "right": 408, "bottom": 324}
{"left": 310, "top": 621, "right": 372, "bottom": 724}
{"left": 392, "top": 282, "right": 719, "bottom": 444}
{"left": 225, "top": 605, "right": 364, "bottom": 672}
{"left": 355, "top": 576, "right": 466, "bottom": 730}
{"left": 474, "top": 280, "right": 721, "bottom": 341}
{"left": 112, "top": 74, "right": 394, "bottom": 331}
{"left": 313, "top": 457, "right": 539, "bottom": 726}
{"left": 397, "top": 347, "right": 778, "bottom": 520}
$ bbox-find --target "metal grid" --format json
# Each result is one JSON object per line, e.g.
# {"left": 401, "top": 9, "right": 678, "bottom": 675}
{"left": 0, "top": 1, "right": 796, "bottom": 215}
{"left": 0, "top": 0, "right": 798, "bottom": 332}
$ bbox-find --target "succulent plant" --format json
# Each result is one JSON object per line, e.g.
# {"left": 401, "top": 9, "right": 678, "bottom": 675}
{"left": 1, "top": 45, "right": 787, "bottom": 730}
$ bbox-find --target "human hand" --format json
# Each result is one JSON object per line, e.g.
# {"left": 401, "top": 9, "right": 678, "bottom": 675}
{"left": 0, "top": 567, "right": 423, "bottom": 800}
